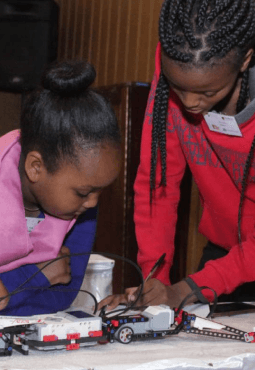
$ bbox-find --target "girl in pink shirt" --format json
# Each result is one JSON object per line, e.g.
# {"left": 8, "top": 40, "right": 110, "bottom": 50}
{"left": 0, "top": 60, "right": 121, "bottom": 311}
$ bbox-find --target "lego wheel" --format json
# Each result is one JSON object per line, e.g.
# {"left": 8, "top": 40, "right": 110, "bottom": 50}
{"left": 118, "top": 326, "right": 134, "bottom": 344}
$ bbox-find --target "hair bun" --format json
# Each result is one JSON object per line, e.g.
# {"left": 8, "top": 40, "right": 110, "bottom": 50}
{"left": 42, "top": 60, "right": 96, "bottom": 95}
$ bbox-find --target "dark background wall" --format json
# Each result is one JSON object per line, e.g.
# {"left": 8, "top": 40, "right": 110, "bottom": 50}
{"left": 0, "top": 0, "right": 206, "bottom": 277}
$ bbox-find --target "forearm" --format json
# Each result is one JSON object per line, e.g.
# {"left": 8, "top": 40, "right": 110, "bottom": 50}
{"left": 0, "top": 260, "right": 86, "bottom": 316}
{"left": 189, "top": 236, "right": 255, "bottom": 300}
{"left": 134, "top": 94, "right": 186, "bottom": 284}
{"left": 164, "top": 280, "right": 195, "bottom": 308}
{"left": 0, "top": 264, "right": 51, "bottom": 315}
{"left": 0, "top": 207, "right": 97, "bottom": 316}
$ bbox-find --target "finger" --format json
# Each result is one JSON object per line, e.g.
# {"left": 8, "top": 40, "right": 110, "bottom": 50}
{"left": 59, "top": 246, "right": 70, "bottom": 262}
{"left": 139, "top": 283, "right": 166, "bottom": 307}
{"left": 61, "top": 245, "right": 70, "bottom": 255}
{"left": 98, "top": 295, "right": 116, "bottom": 311}
{"left": 107, "top": 294, "right": 127, "bottom": 310}
{"left": 64, "top": 255, "right": 71, "bottom": 265}
{"left": 126, "top": 281, "right": 155, "bottom": 303}
{"left": 0, "top": 296, "right": 9, "bottom": 310}
{"left": 98, "top": 294, "right": 127, "bottom": 311}
{"left": 0, "top": 285, "right": 9, "bottom": 310}
{"left": 130, "top": 283, "right": 158, "bottom": 307}
{"left": 60, "top": 253, "right": 70, "bottom": 266}
{"left": 125, "top": 287, "right": 139, "bottom": 294}
{"left": 127, "top": 286, "right": 145, "bottom": 305}
{"left": 125, "top": 287, "right": 139, "bottom": 303}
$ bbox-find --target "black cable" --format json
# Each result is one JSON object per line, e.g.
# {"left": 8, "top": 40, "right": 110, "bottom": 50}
{"left": 176, "top": 286, "right": 218, "bottom": 318}
{"left": 102, "top": 305, "right": 149, "bottom": 320}
{"left": 0, "top": 251, "right": 144, "bottom": 316}
{"left": 104, "top": 285, "right": 145, "bottom": 318}
{"left": 5, "top": 286, "right": 98, "bottom": 314}
{"left": 0, "top": 252, "right": 219, "bottom": 320}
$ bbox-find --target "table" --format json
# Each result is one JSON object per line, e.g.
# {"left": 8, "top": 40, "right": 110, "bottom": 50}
{"left": 1, "top": 311, "right": 255, "bottom": 370}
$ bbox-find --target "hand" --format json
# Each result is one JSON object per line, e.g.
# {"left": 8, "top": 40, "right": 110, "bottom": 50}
{"left": 98, "top": 287, "right": 137, "bottom": 311}
{"left": 98, "top": 279, "right": 195, "bottom": 311}
{"left": 132, "top": 279, "right": 195, "bottom": 308}
{"left": 36, "top": 245, "right": 71, "bottom": 286}
{"left": 0, "top": 280, "right": 9, "bottom": 310}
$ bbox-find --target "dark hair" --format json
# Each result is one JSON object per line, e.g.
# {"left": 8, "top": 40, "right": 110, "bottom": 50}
{"left": 20, "top": 61, "right": 121, "bottom": 173}
{"left": 150, "top": 0, "right": 255, "bottom": 198}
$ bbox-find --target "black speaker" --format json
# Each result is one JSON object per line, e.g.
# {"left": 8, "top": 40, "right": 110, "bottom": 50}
{"left": 0, "top": 0, "right": 59, "bottom": 92}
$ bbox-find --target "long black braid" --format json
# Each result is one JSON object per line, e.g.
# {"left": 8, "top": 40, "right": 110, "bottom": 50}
{"left": 151, "top": 0, "right": 255, "bottom": 200}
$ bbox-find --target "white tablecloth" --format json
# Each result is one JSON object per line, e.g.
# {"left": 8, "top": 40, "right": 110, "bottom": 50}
{"left": 1, "top": 312, "right": 255, "bottom": 370}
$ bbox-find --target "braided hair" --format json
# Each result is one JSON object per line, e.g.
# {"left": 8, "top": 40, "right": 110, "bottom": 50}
{"left": 151, "top": 0, "right": 255, "bottom": 199}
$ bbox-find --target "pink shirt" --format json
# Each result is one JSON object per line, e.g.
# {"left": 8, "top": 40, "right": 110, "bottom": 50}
{"left": 0, "top": 130, "right": 76, "bottom": 273}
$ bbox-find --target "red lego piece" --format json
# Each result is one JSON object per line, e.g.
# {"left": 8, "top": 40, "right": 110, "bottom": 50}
{"left": 66, "top": 343, "right": 80, "bottom": 350}
{"left": 89, "top": 330, "right": 103, "bottom": 337}
{"left": 43, "top": 335, "right": 58, "bottom": 342}
{"left": 111, "top": 320, "right": 119, "bottom": 327}
{"left": 67, "top": 333, "right": 80, "bottom": 340}
{"left": 245, "top": 332, "right": 255, "bottom": 343}
{"left": 174, "top": 308, "right": 183, "bottom": 325}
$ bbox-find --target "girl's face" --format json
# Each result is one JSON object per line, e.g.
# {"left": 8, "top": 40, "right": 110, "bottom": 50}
{"left": 161, "top": 51, "right": 252, "bottom": 116}
{"left": 25, "top": 143, "right": 121, "bottom": 220}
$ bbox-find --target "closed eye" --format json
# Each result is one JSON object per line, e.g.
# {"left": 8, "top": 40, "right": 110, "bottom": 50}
{"left": 76, "top": 191, "right": 90, "bottom": 198}
{"left": 167, "top": 79, "right": 218, "bottom": 98}
{"left": 204, "top": 91, "right": 217, "bottom": 97}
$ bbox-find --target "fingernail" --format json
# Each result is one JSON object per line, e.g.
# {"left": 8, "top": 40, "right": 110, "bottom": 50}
{"left": 128, "top": 295, "right": 136, "bottom": 302}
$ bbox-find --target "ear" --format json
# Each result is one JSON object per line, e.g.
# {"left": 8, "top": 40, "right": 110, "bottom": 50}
{"left": 240, "top": 48, "right": 254, "bottom": 72}
{"left": 24, "top": 151, "right": 46, "bottom": 183}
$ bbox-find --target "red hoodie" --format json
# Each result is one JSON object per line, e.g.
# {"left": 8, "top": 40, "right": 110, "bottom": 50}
{"left": 134, "top": 43, "right": 255, "bottom": 300}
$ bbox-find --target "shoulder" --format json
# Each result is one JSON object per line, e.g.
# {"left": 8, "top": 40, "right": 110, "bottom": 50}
{"left": 0, "top": 130, "right": 20, "bottom": 157}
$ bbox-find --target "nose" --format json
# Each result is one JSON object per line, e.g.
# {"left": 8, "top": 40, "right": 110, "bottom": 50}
{"left": 181, "top": 92, "right": 200, "bottom": 110}
{"left": 82, "top": 192, "right": 100, "bottom": 209}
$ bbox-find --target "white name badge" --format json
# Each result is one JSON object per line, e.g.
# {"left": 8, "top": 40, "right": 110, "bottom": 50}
{"left": 204, "top": 112, "right": 242, "bottom": 137}
{"left": 26, "top": 217, "right": 44, "bottom": 233}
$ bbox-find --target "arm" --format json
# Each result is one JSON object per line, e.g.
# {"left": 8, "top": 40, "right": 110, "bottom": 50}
{"left": 190, "top": 236, "right": 255, "bottom": 301}
{"left": 0, "top": 207, "right": 97, "bottom": 316}
{"left": 134, "top": 44, "right": 187, "bottom": 286}
{"left": 98, "top": 48, "right": 190, "bottom": 311}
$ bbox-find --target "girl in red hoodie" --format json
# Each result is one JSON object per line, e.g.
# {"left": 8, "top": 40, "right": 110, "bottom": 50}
{"left": 99, "top": 0, "right": 255, "bottom": 310}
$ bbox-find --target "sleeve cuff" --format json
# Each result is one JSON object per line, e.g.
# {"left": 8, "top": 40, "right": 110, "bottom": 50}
{"left": 1, "top": 264, "right": 50, "bottom": 294}
{"left": 184, "top": 277, "right": 210, "bottom": 304}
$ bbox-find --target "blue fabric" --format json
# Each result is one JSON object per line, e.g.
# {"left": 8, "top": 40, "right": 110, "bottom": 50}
{"left": 0, "top": 207, "right": 97, "bottom": 316}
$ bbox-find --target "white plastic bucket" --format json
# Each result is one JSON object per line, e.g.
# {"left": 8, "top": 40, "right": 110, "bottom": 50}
{"left": 71, "top": 254, "right": 115, "bottom": 310}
